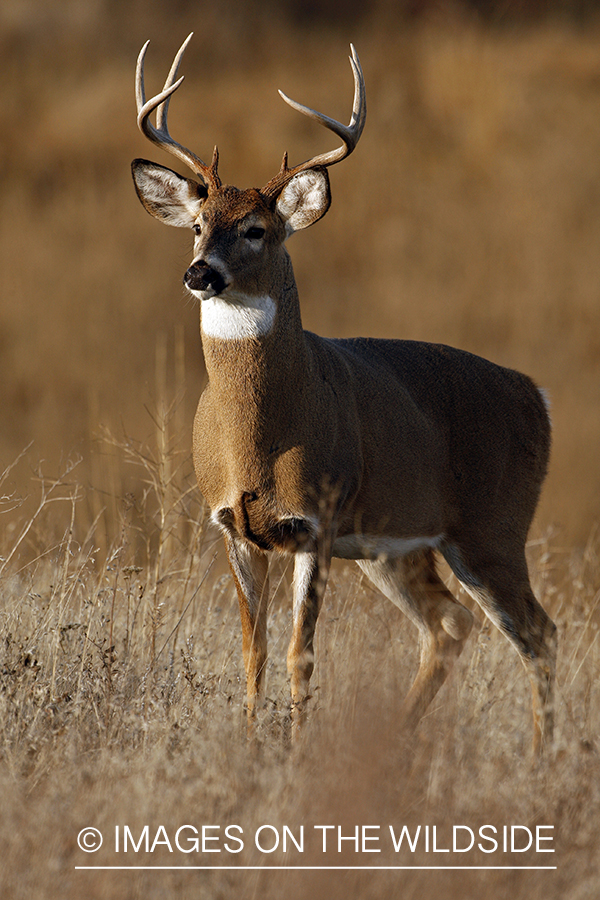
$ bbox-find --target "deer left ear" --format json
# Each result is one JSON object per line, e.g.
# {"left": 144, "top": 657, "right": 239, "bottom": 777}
{"left": 276, "top": 169, "right": 331, "bottom": 236}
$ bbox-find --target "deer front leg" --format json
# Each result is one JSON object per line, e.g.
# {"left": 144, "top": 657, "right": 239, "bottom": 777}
{"left": 287, "top": 549, "right": 331, "bottom": 736}
{"left": 225, "top": 536, "right": 269, "bottom": 726}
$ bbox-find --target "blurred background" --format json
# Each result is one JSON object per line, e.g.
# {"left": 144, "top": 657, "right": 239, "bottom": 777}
{"left": 1, "top": 0, "right": 600, "bottom": 547}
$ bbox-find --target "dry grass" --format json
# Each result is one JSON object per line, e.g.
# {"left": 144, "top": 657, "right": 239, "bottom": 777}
{"left": 1, "top": 411, "right": 600, "bottom": 899}
{"left": 1, "top": 5, "right": 600, "bottom": 899}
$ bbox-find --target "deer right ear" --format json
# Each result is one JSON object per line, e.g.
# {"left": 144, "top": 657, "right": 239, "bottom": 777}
{"left": 276, "top": 169, "right": 331, "bottom": 236}
{"left": 131, "top": 159, "right": 207, "bottom": 227}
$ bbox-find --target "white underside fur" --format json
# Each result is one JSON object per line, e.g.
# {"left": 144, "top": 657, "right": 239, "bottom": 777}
{"left": 332, "top": 533, "right": 444, "bottom": 561}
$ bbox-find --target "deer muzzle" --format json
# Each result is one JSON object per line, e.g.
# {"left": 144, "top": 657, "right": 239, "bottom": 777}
{"left": 184, "top": 261, "right": 227, "bottom": 296}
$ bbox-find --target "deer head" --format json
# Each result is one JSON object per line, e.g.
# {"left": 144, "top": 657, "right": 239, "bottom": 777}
{"left": 131, "top": 34, "right": 366, "bottom": 318}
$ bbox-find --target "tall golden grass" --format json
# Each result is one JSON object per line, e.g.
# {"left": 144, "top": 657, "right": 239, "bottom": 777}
{"left": 1, "top": 404, "right": 599, "bottom": 898}
{"left": 1, "top": 5, "right": 600, "bottom": 898}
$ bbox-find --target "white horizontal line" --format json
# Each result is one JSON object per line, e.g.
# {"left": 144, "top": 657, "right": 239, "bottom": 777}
{"left": 75, "top": 865, "right": 557, "bottom": 871}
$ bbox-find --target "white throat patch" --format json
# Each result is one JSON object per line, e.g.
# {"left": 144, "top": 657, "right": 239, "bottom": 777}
{"left": 199, "top": 294, "right": 277, "bottom": 340}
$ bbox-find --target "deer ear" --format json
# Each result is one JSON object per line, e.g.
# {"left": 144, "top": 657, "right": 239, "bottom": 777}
{"left": 276, "top": 169, "right": 331, "bottom": 236}
{"left": 131, "top": 159, "right": 207, "bottom": 227}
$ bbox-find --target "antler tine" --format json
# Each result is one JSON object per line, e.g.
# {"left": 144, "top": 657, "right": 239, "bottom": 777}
{"left": 135, "top": 34, "right": 220, "bottom": 190}
{"left": 155, "top": 32, "right": 193, "bottom": 133}
{"left": 272, "top": 44, "right": 366, "bottom": 183}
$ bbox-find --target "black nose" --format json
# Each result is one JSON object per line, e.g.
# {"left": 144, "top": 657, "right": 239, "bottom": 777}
{"left": 183, "top": 261, "right": 226, "bottom": 295}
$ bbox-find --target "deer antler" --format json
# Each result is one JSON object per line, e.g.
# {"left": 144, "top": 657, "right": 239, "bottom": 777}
{"left": 262, "top": 44, "right": 366, "bottom": 198}
{"left": 135, "top": 33, "right": 221, "bottom": 191}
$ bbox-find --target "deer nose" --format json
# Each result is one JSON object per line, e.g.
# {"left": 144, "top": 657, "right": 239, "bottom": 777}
{"left": 183, "top": 261, "right": 227, "bottom": 295}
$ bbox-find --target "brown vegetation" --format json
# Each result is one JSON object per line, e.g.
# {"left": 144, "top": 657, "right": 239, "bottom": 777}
{"left": 1, "top": 3, "right": 600, "bottom": 898}
{"left": 1, "top": 419, "right": 599, "bottom": 899}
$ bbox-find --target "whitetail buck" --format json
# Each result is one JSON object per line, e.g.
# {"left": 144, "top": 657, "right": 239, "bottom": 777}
{"left": 132, "top": 34, "right": 556, "bottom": 754}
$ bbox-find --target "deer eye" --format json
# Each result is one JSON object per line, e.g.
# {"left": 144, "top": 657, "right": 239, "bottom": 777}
{"left": 245, "top": 226, "right": 265, "bottom": 241}
{"left": 193, "top": 224, "right": 202, "bottom": 236}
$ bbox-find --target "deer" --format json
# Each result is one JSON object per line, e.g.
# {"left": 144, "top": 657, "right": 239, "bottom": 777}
{"left": 131, "top": 33, "right": 556, "bottom": 755}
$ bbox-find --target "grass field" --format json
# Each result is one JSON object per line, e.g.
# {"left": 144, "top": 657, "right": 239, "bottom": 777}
{"left": 1, "top": 3, "right": 600, "bottom": 897}
{"left": 1, "top": 433, "right": 599, "bottom": 898}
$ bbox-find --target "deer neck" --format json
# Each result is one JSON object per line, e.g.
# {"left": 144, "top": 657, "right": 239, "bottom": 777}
{"left": 200, "top": 259, "right": 309, "bottom": 405}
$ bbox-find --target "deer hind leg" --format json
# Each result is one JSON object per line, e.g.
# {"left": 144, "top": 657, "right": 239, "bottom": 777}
{"left": 443, "top": 543, "right": 556, "bottom": 757}
{"left": 358, "top": 549, "right": 474, "bottom": 731}
{"left": 225, "top": 536, "right": 269, "bottom": 725}
{"left": 287, "top": 549, "right": 331, "bottom": 735}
